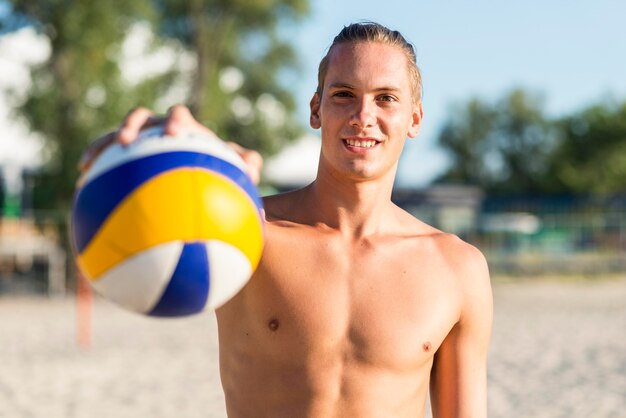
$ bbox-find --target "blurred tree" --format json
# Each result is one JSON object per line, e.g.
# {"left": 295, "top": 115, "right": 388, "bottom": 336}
{"left": 551, "top": 101, "right": 626, "bottom": 193}
{"left": 0, "top": 0, "right": 172, "bottom": 211}
{"left": 0, "top": 0, "right": 310, "bottom": 212}
{"left": 436, "top": 89, "right": 558, "bottom": 193}
{"left": 154, "top": 0, "right": 309, "bottom": 155}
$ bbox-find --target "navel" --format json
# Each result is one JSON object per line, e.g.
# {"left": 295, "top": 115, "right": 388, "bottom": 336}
{"left": 268, "top": 318, "right": 280, "bottom": 332}
{"left": 422, "top": 342, "right": 432, "bottom": 352}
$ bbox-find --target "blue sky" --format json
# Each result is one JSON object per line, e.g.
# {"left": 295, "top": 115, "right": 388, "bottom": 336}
{"left": 1, "top": 1, "right": 625, "bottom": 189}
{"left": 285, "top": 0, "right": 626, "bottom": 187}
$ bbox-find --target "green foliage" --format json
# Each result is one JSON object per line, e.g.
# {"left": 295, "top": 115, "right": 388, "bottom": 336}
{"left": 437, "top": 89, "right": 557, "bottom": 193}
{"left": 154, "top": 0, "right": 309, "bottom": 154}
{"left": 1, "top": 0, "right": 310, "bottom": 212}
{"left": 1, "top": 0, "right": 170, "bottom": 211}
{"left": 437, "top": 89, "right": 626, "bottom": 194}
{"left": 551, "top": 102, "right": 626, "bottom": 193}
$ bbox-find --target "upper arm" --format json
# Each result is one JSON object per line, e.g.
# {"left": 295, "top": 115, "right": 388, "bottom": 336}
{"left": 430, "top": 243, "right": 493, "bottom": 418}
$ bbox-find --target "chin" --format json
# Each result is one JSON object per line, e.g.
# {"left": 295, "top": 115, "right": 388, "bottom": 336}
{"left": 341, "top": 165, "right": 384, "bottom": 181}
{"left": 321, "top": 155, "right": 393, "bottom": 182}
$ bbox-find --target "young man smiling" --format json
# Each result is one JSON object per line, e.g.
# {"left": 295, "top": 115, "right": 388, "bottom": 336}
{"left": 83, "top": 22, "right": 493, "bottom": 418}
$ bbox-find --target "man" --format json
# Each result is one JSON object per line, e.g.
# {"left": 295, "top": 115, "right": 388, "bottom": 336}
{"left": 83, "top": 22, "right": 492, "bottom": 418}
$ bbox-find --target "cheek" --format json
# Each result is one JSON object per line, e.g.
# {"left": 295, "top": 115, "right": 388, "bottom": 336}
{"left": 320, "top": 114, "right": 344, "bottom": 139}
{"left": 383, "top": 112, "right": 413, "bottom": 135}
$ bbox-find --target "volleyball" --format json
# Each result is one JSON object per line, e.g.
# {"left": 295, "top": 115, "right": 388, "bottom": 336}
{"left": 70, "top": 127, "right": 264, "bottom": 317}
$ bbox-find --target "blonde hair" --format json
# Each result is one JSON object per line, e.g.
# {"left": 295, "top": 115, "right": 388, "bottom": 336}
{"left": 316, "top": 22, "right": 422, "bottom": 103}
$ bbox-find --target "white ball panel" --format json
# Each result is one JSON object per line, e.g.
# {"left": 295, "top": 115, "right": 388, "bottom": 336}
{"left": 205, "top": 240, "right": 253, "bottom": 309}
{"left": 85, "top": 126, "right": 247, "bottom": 183}
{"left": 91, "top": 241, "right": 183, "bottom": 314}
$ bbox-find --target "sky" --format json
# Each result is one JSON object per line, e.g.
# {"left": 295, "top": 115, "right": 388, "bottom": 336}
{"left": 1, "top": 0, "right": 626, "bottom": 190}
{"left": 0, "top": 27, "right": 48, "bottom": 193}
{"left": 284, "top": 0, "right": 626, "bottom": 187}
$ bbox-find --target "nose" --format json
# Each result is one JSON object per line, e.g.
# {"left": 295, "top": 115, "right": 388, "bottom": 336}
{"left": 349, "top": 98, "right": 376, "bottom": 129}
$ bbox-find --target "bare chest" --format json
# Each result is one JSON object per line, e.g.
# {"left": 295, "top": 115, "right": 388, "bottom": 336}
{"left": 222, "top": 226, "right": 463, "bottom": 370}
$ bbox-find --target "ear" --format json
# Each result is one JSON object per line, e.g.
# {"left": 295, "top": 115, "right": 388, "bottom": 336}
{"left": 309, "top": 92, "right": 321, "bottom": 129}
{"left": 407, "top": 102, "right": 423, "bottom": 138}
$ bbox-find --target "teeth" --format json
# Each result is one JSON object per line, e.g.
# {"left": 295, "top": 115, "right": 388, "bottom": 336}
{"left": 346, "top": 139, "right": 377, "bottom": 148}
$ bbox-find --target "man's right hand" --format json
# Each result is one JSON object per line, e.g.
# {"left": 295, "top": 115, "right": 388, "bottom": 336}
{"left": 78, "top": 105, "right": 263, "bottom": 184}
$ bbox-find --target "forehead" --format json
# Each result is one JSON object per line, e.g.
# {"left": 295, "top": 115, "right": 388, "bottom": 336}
{"left": 324, "top": 42, "right": 411, "bottom": 92}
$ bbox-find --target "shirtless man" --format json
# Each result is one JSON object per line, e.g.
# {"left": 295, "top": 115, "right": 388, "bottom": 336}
{"left": 83, "top": 22, "right": 492, "bottom": 418}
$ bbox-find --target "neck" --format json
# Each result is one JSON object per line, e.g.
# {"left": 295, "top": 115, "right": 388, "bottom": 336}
{"left": 304, "top": 164, "right": 398, "bottom": 238}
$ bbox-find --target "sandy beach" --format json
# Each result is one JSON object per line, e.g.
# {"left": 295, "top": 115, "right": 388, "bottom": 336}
{"left": 487, "top": 278, "right": 626, "bottom": 418}
{"left": 1, "top": 278, "right": 625, "bottom": 418}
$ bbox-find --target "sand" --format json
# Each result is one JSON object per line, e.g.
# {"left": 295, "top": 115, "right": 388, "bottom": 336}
{"left": 1, "top": 278, "right": 625, "bottom": 418}
{"left": 486, "top": 279, "right": 626, "bottom": 418}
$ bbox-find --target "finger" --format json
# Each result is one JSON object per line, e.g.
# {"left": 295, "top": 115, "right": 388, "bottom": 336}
{"left": 119, "top": 107, "right": 157, "bottom": 144}
{"left": 242, "top": 149, "right": 263, "bottom": 185}
{"left": 163, "top": 105, "right": 194, "bottom": 137}
{"left": 227, "top": 142, "right": 263, "bottom": 185}
{"left": 164, "top": 105, "right": 218, "bottom": 138}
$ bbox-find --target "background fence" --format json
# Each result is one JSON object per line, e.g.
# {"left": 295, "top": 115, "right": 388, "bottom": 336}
{"left": 2, "top": 190, "right": 626, "bottom": 295}
{"left": 396, "top": 188, "right": 626, "bottom": 278}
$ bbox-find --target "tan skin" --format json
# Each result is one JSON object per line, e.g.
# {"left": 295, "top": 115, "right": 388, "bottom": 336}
{"left": 82, "top": 41, "right": 492, "bottom": 418}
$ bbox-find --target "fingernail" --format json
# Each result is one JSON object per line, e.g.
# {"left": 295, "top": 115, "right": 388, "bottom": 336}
{"left": 167, "top": 121, "right": 180, "bottom": 136}
{"left": 119, "top": 128, "right": 132, "bottom": 144}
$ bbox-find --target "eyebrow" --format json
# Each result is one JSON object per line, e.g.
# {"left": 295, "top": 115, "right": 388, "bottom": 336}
{"left": 327, "top": 82, "right": 355, "bottom": 90}
{"left": 327, "top": 82, "right": 403, "bottom": 93}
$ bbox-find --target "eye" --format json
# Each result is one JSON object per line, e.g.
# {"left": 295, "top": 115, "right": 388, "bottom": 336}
{"left": 377, "top": 94, "right": 397, "bottom": 102}
{"left": 332, "top": 90, "right": 353, "bottom": 98}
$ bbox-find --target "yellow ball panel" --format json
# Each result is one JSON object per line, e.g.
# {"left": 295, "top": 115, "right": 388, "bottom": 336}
{"left": 78, "top": 168, "right": 263, "bottom": 280}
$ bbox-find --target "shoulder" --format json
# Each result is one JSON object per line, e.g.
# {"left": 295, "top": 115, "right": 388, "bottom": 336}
{"left": 436, "top": 234, "right": 492, "bottom": 330}
{"left": 411, "top": 228, "right": 491, "bottom": 324}
{"left": 436, "top": 234, "right": 489, "bottom": 285}
{"left": 393, "top": 206, "right": 487, "bottom": 275}
{"left": 262, "top": 188, "right": 308, "bottom": 224}
{"left": 394, "top": 207, "right": 491, "bottom": 301}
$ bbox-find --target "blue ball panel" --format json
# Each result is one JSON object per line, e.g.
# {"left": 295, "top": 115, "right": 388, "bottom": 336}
{"left": 72, "top": 151, "right": 262, "bottom": 253}
{"left": 148, "top": 242, "right": 210, "bottom": 317}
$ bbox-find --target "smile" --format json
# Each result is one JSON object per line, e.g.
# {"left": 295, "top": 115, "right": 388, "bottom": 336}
{"left": 343, "top": 138, "right": 380, "bottom": 148}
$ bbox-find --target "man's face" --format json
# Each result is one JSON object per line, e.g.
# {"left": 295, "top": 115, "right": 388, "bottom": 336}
{"left": 310, "top": 41, "right": 422, "bottom": 182}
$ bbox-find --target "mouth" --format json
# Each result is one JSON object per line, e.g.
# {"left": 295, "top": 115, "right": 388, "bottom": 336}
{"left": 343, "top": 137, "right": 382, "bottom": 149}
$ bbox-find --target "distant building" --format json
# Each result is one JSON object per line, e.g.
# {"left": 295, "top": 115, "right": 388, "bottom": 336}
{"left": 393, "top": 185, "right": 485, "bottom": 236}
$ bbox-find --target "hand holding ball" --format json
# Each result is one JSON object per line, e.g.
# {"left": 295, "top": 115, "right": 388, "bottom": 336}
{"left": 71, "top": 128, "right": 264, "bottom": 316}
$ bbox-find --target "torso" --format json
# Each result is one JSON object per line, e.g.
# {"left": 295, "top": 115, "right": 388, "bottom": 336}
{"left": 216, "top": 190, "right": 467, "bottom": 418}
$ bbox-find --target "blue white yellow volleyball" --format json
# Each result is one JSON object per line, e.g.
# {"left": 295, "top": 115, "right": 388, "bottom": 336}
{"left": 71, "top": 127, "right": 264, "bottom": 316}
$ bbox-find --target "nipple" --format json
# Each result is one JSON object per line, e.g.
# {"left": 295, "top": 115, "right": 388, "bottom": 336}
{"left": 268, "top": 318, "right": 279, "bottom": 332}
{"left": 422, "top": 342, "right": 432, "bottom": 352}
